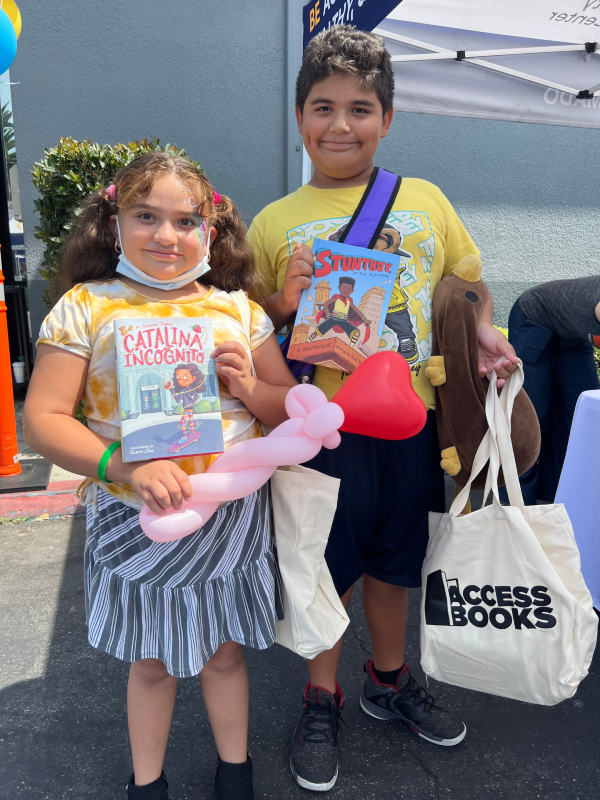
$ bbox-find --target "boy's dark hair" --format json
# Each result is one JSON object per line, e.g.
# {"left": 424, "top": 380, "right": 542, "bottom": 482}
{"left": 339, "top": 277, "right": 355, "bottom": 288}
{"left": 296, "top": 25, "right": 394, "bottom": 114}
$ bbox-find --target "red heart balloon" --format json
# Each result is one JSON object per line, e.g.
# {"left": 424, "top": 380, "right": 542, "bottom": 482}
{"left": 332, "top": 351, "right": 427, "bottom": 440}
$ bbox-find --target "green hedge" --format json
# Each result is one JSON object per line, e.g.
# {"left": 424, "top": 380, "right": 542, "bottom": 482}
{"left": 31, "top": 137, "right": 201, "bottom": 307}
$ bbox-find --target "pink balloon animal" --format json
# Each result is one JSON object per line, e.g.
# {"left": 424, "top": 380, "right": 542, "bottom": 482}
{"left": 139, "top": 384, "right": 344, "bottom": 542}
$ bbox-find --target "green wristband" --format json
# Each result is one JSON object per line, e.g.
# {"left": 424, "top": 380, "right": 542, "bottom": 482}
{"left": 98, "top": 442, "right": 121, "bottom": 484}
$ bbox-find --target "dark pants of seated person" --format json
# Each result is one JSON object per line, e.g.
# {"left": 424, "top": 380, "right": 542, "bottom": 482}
{"left": 506, "top": 301, "right": 599, "bottom": 505}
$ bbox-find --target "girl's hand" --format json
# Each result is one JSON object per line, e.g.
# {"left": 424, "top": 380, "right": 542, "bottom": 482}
{"left": 282, "top": 243, "right": 315, "bottom": 315}
{"left": 163, "top": 381, "right": 172, "bottom": 390}
{"left": 212, "top": 341, "right": 256, "bottom": 399}
{"left": 109, "top": 459, "right": 193, "bottom": 515}
{"left": 477, "top": 322, "right": 520, "bottom": 388}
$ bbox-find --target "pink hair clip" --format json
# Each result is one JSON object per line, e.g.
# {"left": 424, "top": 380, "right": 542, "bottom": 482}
{"left": 107, "top": 184, "right": 117, "bottom": 202}
{"left": 213, "top": 190, "right": 221, "bottom": 205}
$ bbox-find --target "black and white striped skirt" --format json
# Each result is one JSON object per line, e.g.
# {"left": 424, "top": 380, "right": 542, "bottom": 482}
{"left": 84, "top": 487, "right": 283, "bottom": 678}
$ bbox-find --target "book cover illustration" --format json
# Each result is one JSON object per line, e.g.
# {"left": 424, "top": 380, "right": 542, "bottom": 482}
{"left": 114, "top": 317, "right": 225, "bottom": 462}
{"left": 287, "top": 239, "right": 399, "bottom": 372}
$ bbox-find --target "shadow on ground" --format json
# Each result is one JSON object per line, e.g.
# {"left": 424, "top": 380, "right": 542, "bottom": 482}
{"left": 0, "top": 508, "right": 598, "bottom": 799}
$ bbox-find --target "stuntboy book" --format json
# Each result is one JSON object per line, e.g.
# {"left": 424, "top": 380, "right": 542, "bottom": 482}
{"left": 114, "top": 317, "right": 224, "bottom": 462}
{"left": 287, "top": 238, "right": 398, "bottom": 372}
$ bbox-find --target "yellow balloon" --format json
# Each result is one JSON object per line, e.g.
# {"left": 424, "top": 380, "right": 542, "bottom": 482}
{"left": 0, "top": 0, "right": 20, "bottom": 39}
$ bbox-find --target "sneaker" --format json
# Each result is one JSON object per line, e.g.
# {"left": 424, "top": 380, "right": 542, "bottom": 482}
{"left": 360, "top": 660, "right": 466, "bottom": 746}
{"left": 290, "top": 683, "right": 344, "bottom": 792}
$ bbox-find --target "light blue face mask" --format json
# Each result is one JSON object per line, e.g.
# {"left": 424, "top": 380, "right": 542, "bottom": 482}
{"left": 114, "top": 216, "right": 212, "bottom": 292}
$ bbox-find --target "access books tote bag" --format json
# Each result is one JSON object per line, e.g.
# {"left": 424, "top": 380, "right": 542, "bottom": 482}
{"left": 421, "top": 363, "right": 597, "bottom": 705}
{"left": 271, "top": 465, "right": 349, "bottom": 658}
{"left": 231, "top": 290, "right": 349, "bottom": 657}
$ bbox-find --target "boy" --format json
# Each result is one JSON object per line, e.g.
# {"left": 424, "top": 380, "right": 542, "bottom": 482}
{"left": 249, "top": 25, "right": 518, "bottom": 792}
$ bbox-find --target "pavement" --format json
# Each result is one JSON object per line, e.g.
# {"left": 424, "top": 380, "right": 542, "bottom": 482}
{"left": 1, "top": 515, "right": 599, "bottom": 800}
{"left": 0, "top": 386, "right": 85, "bottom": 520}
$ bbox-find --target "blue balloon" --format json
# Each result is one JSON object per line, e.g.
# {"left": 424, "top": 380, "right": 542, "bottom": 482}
{"left": 0, "top": 9, "right": 17, "bottom": 75}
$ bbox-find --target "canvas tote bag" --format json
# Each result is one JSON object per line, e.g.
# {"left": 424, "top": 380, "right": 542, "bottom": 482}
{"left": 231, "top": 290, "right": 349, "bottom": 658}
{"left": 271, "top": 465, "right": 349, "bottom": 658}
{"left": 421, "top": 363, "right": 597, "bottom": 705}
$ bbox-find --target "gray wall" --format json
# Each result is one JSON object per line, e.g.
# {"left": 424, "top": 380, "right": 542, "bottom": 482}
{"left": 377, "top": 112, "right": 600, "bottom": 324}
{"left": 10, "top": 1, "right": 600, "bottom": 338}
{"left": 10, "top": 0, "right": 286, "bottom": 339}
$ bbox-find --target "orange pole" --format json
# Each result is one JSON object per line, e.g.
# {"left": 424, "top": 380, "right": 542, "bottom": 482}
{"left": 0, "top": 246, "right": 21, "bottom": 476}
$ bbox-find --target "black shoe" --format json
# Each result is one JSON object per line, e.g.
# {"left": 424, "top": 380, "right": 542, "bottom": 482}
{"left": 127, "top": 771, "right": 169, "bottom": 800}
{"left": 215, "top": 755, "right": 254, "bottom": 799}
{"left": 290, "top": 683, "right": 344, "bottom": 792}
{"left": 360, "top": 660, "right": 466, "bottom": 746}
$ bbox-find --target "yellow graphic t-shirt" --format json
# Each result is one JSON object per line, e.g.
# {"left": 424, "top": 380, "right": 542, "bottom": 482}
{"left": 37, "top": 280, "right": 274, "bottom": 508}
{"left": 248, "top": 178, "right": 479, "bottom": 409}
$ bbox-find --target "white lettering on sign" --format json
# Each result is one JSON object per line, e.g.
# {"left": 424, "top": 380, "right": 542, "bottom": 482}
{"left": 544, "top": 88, "right": 600, "bottom": 107}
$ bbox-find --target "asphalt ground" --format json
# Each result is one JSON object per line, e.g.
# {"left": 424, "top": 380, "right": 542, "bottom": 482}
{"left": 1, "top": 514, "right": 598, "bottom": 800}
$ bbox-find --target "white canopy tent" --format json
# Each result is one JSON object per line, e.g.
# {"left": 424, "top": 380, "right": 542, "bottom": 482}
{"left": 379, "top": 0, "right": 600, "bottom": 128}
{"left": 287, "top": 0, "right": 600, "bottom": 189}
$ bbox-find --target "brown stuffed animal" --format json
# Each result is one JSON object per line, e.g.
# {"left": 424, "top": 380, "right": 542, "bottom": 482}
{"left": 426, "top": 255, "right": 540, "bottom": 490}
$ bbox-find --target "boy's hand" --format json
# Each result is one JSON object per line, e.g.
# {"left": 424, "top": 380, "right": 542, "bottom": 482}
{"left": 213, "top": 341, "right": 256, "bottom": 399}
{"left": 109, "top": 459, "right": 194, "bottom": 516}
{"left": 282, "top": 244, "right": 315, "bottom": 315}
{"left": 477, "top": 322, "right": 519, "bottom": 388}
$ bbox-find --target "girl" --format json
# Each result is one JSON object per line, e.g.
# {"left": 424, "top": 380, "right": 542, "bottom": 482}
{"left": 23, "top": 152, "right": 297, "bottom": 800}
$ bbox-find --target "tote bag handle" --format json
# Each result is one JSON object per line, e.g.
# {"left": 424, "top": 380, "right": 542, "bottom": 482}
{"left": 449, "top": 360, "right": 526, "bottom": 517}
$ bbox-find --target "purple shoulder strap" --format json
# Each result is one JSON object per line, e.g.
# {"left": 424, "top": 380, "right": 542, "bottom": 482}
{"left": 338, "top": 168, "right": 402, "bottom": 250}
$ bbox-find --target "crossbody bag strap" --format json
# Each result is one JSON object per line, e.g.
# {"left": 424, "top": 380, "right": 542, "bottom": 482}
{"left": 337, "top": 167, "right": 402, "bottom": 250}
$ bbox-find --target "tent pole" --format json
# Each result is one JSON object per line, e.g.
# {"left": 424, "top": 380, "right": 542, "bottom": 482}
{"left": 376, "top": 28, "right": 588, "bottom": 97}
{"left": 391, "top": 44, "right": 590, "bottom": 61}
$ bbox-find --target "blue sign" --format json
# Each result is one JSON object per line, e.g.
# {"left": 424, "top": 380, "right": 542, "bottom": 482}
{"left": 303, "top": 0, "right": 402, "bottom": 49}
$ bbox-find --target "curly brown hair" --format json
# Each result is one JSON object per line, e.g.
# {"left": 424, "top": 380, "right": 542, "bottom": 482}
{"left": 296, "top": 25, "right": 394, "bottom": 114}
{"left": 172, "top": 363, "right": 206, "bottom": 393}
{"left": 58, "top": 151, "right": 262, "bottom": 299}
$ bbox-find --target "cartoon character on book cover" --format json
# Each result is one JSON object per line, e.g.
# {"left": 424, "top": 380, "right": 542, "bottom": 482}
{"left": 308, "top": 276, "right": 371, "bottom": 348}
{"left": 163, "top": 363, "right": 208, "bottom": 453}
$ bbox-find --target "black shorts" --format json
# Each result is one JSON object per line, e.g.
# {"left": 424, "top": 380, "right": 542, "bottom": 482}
{"left": 303, "top": 411, "right": 444, "bottom": 596}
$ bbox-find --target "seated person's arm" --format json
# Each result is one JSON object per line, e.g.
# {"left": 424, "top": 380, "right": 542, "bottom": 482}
{"left": 262, "top": 244, "right": 315, "bottom": 331}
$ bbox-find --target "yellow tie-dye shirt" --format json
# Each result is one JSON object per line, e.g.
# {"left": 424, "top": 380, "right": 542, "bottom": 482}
{"left": 37, "top": 279, "right": 274, "bottom": 508}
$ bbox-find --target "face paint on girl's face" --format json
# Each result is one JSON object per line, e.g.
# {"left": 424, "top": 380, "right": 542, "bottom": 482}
{"left": 112, "top": 176, "right": 215, "bottom": 290}
{"left": 191, "top": 213, "right": 209, "bottom": 259}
